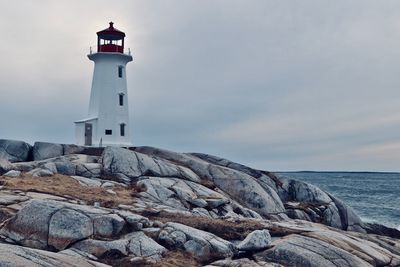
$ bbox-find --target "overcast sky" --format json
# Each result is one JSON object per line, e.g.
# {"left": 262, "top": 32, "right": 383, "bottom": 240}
{"left": 1, "top": 1, "right": 400, "bottom": 171}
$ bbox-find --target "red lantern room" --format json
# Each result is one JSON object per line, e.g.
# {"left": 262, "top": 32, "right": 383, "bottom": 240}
{"left": 97, "top": 22, "right": 125, "bottom": 53}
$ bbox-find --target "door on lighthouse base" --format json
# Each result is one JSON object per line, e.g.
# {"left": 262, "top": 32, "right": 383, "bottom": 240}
{"left": 84, "top": 123, "right": 92, "bottom": 146}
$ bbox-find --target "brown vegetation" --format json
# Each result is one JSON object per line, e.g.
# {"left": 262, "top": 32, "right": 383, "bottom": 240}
{"left": 100, "top": 251, "right": 201, "bottom": 267}
{"left": 0, "top": 174, "right": 136, "bottom": 208}
{"left": 140, "top": 210, "right": 265, "bottom": 240}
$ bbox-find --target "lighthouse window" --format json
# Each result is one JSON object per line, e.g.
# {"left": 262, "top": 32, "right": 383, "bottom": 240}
{"left": 120, "top": 124, "right": 125, "bottom": 136}
{"left": 119, "top": 94, "right": 124, "bottom": 106}
{"left": 118, "top": 66, "right": 123, "bottom": 78}
{"left": 105, "top": 129, "right": 112, "bottom": 135}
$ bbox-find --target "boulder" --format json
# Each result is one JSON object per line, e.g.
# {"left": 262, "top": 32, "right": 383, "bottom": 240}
{"left": 255, "top": 235, "right": 370, "bottom": 267}
{"left": 0, "top": 243, "right": 109, "bottom": 267}
{"left": 28, "top": 168, "right": 54, "bottom": 177}
{"left": 126, "top": 231, "right": 167, "bottom": 260}
{"left": 48, "top": 208, "right": 93, "bottom": 250}
{"left": 237, "top": 229, "right": 272, "bottom": 251}
{"left": 0, "top": 200, "right": 125, "bottom": 251}
{"left": 33, "top": 142, "right": 63, "bottom": 161}
{"left": 161, "top": 222, "right": 235, "bottom": 261}
{"left": 3, "top": 170, "right": 21, "bottom": 177}
{"left": 100, "top": 147, "right": 200, "bottom": 183}
{"left": 0, "top": 139, "right": 32, "bottom": 163}
{"left": 134, "top": 146, "right": 285, "bottom": 216}
{"left": 76, "top": 163, "right": 101, "bottom": 178}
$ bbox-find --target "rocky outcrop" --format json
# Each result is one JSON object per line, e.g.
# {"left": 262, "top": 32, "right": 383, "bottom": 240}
{"left": 0, "top": 200, "right": 125, "bottom": 250}
{"left": 0, "top": 139, "right": 31, "bottom": 163}
{"left": 33, "top": 141, "right": 64, "bottom": 161}
{"left": 0, "top": 139, "right": 398, "bottom": 266}
{"left": 0, "top": 243, "right": 109, "bottom": 267}
{"left": 237, "top": 229, "right": 272, "bottom": 251}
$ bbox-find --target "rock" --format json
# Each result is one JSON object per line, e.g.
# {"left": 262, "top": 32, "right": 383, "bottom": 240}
{"left": 364, "top": 222, "right": 400, "bottom": 239}
{"left": 328, "top": 194, "right": 365, "bottom": 233}
{"left": 278, "top": 178, "right": 332, "bottom": 204}
{"left": 134, "top": 146, "right": 285, "bottom": 216}
{"left": 303, "top": 230, "right": 400, "bottom": 266}
{"left": 33, "top": 141, "right": 64, "bottom": 161}
{"left": 100, "top": 146, "right": 200, "bottom": 183}
{"left": 62, "top": 144, "right": 86, "bottom": 155}
{"left": 162, "top": 222, "right": 235, "bottom": 261}
{"left": 0, "top": 199, "right": 125, "bottom": 250}
{"left": 92, "top": 213, "right": 125, "bottom": 238}
{"left": 286, "top": 209, "right": 311, "bottom": 221}
{"left": 115, "top": 210, "right": 150, "bottom": 230}
{"left": 188, "top": 198, "right": 208, "bottom": 208}
{"left": 71, "top": 175, "right": 102, "bottom": 187}
{"left": 76, "top": 163, "right": 101, "bottom": 178}
{"left": 28, "top": 168, "right": 54, "bottom": 177}
{"left": 55, "top": 160, "right": 76, "bottom": 175}
{"left": 0, "top": 243, "right": 110, "bottom": 267}
{"left": 48, "top": 208, "right": 93, "bottom": 250}
{"left": 206, "top": 258, "right": 283, "bottom": 267}
{"left": 237, "top": 229, "right": 272, "bottom": 251}
{"left": 323, "top": 203, "right": 342, "bottom": 229}
{"left": 158, "top": 228, "right": 187, "bottom": 248}
{"left": 255, "top": 235, "right": 370, "bottom": 267}
{"left": 3, "top": 170, "right": 21, "bottom": 177}
{"left": 73, "top": 238, "right": 129, "bottom": 257}
{"left": 0, "top": 139, "right": 32, "bottom": 163}
{"left": 0, "top": 192, "right": 29, "bottom": 205}
{"left": 126, "top": 231, "right": 167, "bottom": 260}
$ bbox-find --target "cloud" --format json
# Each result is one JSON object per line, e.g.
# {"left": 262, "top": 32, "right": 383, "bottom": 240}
{"left": 1, "top": 1, "right": 400, "bottom": 171}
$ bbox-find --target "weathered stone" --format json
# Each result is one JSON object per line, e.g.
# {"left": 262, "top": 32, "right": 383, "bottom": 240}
{"left": 0, "top": 139, "right": 32, "bottom": 163}
{"left": 206, "top": 258, "right": 283, "bottom": 267}
{"left": 158, "top": 229, "right": 187, "bottom": 249}
{"left": 55, "top": 160, "right": 76, "bottom": 175}
{"left": 73, "top": 238, "right": 129, "bottom": 257}
{"left": 62, "top": 144, "right": 86, "bottom": 155}
{"left": 115, "top": 210, "right": 151, "bottom": 229}
{"left": 126, "top": 231, "right": 167, "bottom": 260}
{"left": 0, "top": 199, "right": 124, "bottom": 251}
{"left": 33, "top": 142, "right": 63, "bottom": 161}
{"left": 255, "top": 235, "right": 370, "bottom": 267}
{"left": 162, "top": 222, "right": 235, "bottom": 261}
{"left": 3, "top": 170, "right": 21, "bottom": 177}
{"left": 92, "top": 213, "right": 125, "bottom": 238}
{"left": 28, "top": 168, "right": 54, "bottom": 177}
{"left": 100, "top": 146, "right": 200, "bottom": 183}
{"left": 48, "top": 208, "right": 93, "bottom": 250}
{"left": 189, "top": 198, "right": 208, "bottom": 208}
{"left": 71, "top": 176, "right": 102, "bottom": 187}
{"left": 286, "top": 209, "right": 311, "bottom": 221}
{"left": 0, "top": 243, "right": 110, "bottom": 267}
{"left": 237, "top": 229, "right": 271, "bottom": 251}
{"left": 76, "top": 163, "right": 101, "bottom": 178}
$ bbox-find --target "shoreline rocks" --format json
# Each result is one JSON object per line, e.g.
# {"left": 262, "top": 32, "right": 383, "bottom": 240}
{"left": 0, "top": 139, "right": 398, "bottom": 266}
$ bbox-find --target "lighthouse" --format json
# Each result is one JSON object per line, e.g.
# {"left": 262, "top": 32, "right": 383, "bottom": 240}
{"left": 75, "top": 22, "right": 133, "bottom": 147}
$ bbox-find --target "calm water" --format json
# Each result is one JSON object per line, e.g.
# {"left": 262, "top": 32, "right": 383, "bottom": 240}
{"left": 277, "top": 172, "right": 400, "bottom": 229}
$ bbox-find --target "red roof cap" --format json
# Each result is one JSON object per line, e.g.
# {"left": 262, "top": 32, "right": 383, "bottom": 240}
{"left": 97, "top": 22, "right": 125, "bottom": 40}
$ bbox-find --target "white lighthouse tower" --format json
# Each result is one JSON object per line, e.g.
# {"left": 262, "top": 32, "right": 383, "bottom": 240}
{"left": 75, "top": 22, "right": 133, "bottom": 146}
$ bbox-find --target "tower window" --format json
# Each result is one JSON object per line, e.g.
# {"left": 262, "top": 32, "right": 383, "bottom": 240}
{"left": 105, "top": 129, "right": 112, "bottom": 135}
{"left": 119, "top": 94, "right": 124, "bottom": 106}
{"left": 120, "top": 124, "right": 125, "bottom": 136}
{"left": 118, "top": 66, "right": 123, "bottom": 78}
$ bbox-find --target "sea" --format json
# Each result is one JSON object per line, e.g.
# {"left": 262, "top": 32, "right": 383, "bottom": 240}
{"left": 277, "top": 172, "right": 400, "bottom": 230}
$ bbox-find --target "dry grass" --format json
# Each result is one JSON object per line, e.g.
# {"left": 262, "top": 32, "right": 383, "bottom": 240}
{"left": 0, "top": 173, "right": 136, "bottom": 208}
{"left": 99, "top": 251, "right": 201, "bottom": 267}
{"left": 140, "top": 210, "right": 265, "bottom": 240}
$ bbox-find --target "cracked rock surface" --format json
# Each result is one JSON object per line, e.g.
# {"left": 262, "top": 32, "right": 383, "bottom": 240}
{"left": 0, "top": 140, "right": 398, "bottom": 266}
